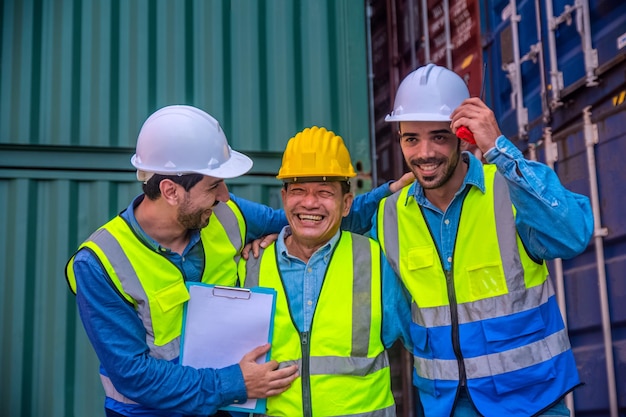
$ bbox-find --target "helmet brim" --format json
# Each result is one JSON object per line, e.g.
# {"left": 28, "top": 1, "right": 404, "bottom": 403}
{"left": 385, "top": 113, "right": 452, "bottom": 122}
{"left": 195, "top": 149, "right": 253, "bottom": 179}
{"left": 131, "top": 149, "right": 253, "bottom": 180}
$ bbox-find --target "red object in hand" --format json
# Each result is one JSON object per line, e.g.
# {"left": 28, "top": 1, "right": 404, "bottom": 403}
{"left": 456, "top": 126, "right": 476, "bottom": 144}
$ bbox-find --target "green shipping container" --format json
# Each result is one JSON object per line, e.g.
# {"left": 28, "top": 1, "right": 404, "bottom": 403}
{"left": 0, "top": 1, "right": 381, "bottom": 416}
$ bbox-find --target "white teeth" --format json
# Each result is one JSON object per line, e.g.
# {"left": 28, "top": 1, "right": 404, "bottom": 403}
{"left": 299, "top": 214, "right": 322, "bottom": 221}
{"left": 419, "top": 164, "right": 439, "bottom": 171}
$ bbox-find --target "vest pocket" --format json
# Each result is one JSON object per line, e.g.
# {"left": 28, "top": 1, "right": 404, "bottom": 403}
{"left": 152, "top": 281, "right": 190, "bottom": 346}
{"left": 491, "top": 355, "right": 557, "bottom": 395}
{"left": 466, "top": 262, "right": 507, "bottom": 300}
{"left": 154, "top": 280, "right": 190, "bottom": 312}
{"left": 407, "top": 246, "right": 434, "bottom": 270}
{"left": 482, "top": 308, "right": 556, "bottom": 394}
{"left": 411, "top": 325, "right": 439, "bottom": 396}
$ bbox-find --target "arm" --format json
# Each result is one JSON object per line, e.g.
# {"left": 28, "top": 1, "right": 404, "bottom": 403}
{"left": 342, "top": 173, "right": 414, "bottom": 234}
{"left": 451, "top": 98, "right": 592, "bottom": 260}
{"left": 72, "top": 250, "right": 295, "bottom": 414}
{"left": 232, "top": 175, "right": 414, "bottom": 242}
{"left": 380, "top": 254, "right": 413, "bottom": 351}
{"left": 484, "top": 136, "right": 593, "bottom": 260}
{"left": 230, "top": 193, "right": 287, "bottom": 243}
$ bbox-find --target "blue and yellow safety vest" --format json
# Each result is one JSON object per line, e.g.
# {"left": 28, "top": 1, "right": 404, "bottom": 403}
{"left": 240, "top": 231, "right": 396, "bottom": 417}
{"left": 377, "top": 165, "right": 579, "bottom": 417}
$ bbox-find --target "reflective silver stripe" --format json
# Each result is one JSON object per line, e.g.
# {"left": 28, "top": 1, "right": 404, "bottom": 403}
{"left": 255, "top": 404, "right": 395, "bottom": 417}
{"left": 380, "top": 192, "right": 401, "bottom": 274}
{"left": 413, "top": 327, "right": 572, "bottom": 380}
{"left": 333, "top": 405, "right": 396, "bottom": 417}
{"left": 351, "top": 236, "right": 372, "bottom": 357}
{"left": 100, "top": 374, "right": 138, "bottom": 404}
{"left": 89, "top": 227, "right": 179, "bottom": 361}
{"left": 213, "top": 202, "right": 243, "bottom": 262}
{"left": 493, "top": 172, "right": 525, "bottom": 292}
{"left": 278, "top": 353, "right": 388, "bottom": 377}
{"left": 412, "top": 281, "right": 554, "bottom": 326}
{"left": 244, "top": 247, "right": 263, "bottom": 287}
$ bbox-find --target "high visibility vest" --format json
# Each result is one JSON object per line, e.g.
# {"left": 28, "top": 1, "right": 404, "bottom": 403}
{"left": 377, "top": 165, "right": 579, "bottom": 417}
{"left": 65, "top": 199, "right": 245, "bottom": 404}
{"left": 240, "top": 232, "right": 396, "bottom": 417}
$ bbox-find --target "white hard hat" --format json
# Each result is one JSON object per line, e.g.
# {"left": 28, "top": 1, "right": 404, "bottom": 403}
{"left": 385, "top": 64, "right": 469, "bottom": 122}
{"left": 131, "top": 105, "right": 252, "bottom": 180}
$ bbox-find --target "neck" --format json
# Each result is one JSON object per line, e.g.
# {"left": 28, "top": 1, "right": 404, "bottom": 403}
{"left": 134, "top": 197, "right": 189, "bottom": 255}
{"left": 424, "top": 158, "right": 468, "bottom": 212}
{"left": 284, "top": 234, "right": 326, "bottom": 263}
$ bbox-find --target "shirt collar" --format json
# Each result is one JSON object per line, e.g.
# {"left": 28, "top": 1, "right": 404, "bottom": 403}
{"left": 405, "top": 152, "right": 486, "bottom": 206}
{"left": 276, "top": 226, "right": 341, "bottom": 264}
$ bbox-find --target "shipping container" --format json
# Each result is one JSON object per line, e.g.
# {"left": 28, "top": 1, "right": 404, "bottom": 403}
{"left": 370, "top": 0, "right": 626, "bottom": 416}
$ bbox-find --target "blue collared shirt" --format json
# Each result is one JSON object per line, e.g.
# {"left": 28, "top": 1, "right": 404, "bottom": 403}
{"left": 372, "top": 135, "right": 593, "bottom": 271}
{"left": 275, "top": 227, "right": 412, "bottom": 349}
{"left": 72, "top": 182, "right": 396, "bottom": 416}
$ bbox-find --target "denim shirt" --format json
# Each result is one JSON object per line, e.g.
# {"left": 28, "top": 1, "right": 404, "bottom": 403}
{"left": 372, "top": 135, "right": 593, "bottom": 271}
{"left": 276, "top": 227, "right": 412, "bottom": 349}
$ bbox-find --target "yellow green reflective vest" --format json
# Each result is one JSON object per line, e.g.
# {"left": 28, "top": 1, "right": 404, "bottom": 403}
{"left": 65, "top": 199, "right": 245, "bottom": 358}
{"left": 239, "top": 231, "right": 396, "bottom": 417}
{"left": 377, "top": 165, "right": 579, "bottom": 417}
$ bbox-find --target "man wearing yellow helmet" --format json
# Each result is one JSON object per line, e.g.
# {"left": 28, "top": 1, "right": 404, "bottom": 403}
{"left": 238, "top": 126, "right": 412, "bottom": 417}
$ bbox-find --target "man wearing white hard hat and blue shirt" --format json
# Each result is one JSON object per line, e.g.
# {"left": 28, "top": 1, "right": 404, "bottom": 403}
{"left": 66, "top": 105, "right": 411, "bottom": 417}
{"left": 66, "top": 105, "right": 299, "bottom": 417}
{"left": 374, "top": 64, "right": 593, "bottom": 416}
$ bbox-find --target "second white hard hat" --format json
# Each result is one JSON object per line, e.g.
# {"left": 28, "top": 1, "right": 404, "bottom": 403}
{"left": 385, "top": 63, "right": 469, "bottom": 122}
{"left": 131, "top": 105, "right": 252, "bottom": 180}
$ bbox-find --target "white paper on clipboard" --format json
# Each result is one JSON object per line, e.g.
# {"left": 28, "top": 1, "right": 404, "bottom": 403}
{"left": 180, "top": 284, "right": 276, "bottom": 413}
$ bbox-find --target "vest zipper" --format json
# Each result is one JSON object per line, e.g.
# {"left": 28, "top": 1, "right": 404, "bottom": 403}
{"left": 445, "top": 269, "right": 466, "bottom": 388}
{"left": 300, "top": 331, "right": 312, "bottom": 417}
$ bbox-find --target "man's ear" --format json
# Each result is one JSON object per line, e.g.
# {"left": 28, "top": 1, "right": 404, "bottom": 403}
{"left": 342, "top": 192, "right": 354, "bottom": 218}
{"left": 159, "top": 179, "right": 180, "bottom": 206}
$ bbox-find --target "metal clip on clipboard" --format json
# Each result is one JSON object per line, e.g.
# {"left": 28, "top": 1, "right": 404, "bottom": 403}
{"left": 212, "top": 285, "right": 251, "bottom": 300}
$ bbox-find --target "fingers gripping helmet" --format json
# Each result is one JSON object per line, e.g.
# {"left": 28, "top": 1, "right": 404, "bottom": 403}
{"left": 131, "top": 105, "right": 253, "bottom": 180}
{"left": 276, "top": 126, "right": 357, "bottom": 183}
{"left": 385, "top": 63, "right": 469, "bottom": 122}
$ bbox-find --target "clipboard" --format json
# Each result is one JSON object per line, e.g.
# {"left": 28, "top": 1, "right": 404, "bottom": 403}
{"left": 180, "top": 283, "right": 277, "bottom": 414}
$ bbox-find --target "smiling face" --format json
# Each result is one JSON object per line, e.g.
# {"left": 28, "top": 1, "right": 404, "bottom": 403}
{"left": 281, "top": 181, "right": 353, "bottom": 253}
{"left": 176, "top": 175, "right": 229, "bottom": 230}
{"left": 399, "top": 120, "right": 464, "bottom": 192}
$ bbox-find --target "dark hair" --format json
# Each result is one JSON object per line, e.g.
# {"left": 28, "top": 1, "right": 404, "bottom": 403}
{"left": 143, "top": 173, "right": 204, "bottom": 200}
{"left": 283, "top": 181, "right": 351, "bottom": 195}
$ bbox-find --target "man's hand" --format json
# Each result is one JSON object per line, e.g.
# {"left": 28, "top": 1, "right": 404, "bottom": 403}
{"left": 241, "top": 234, "right": 279, "bottom": 260}
{"left": 450, "top": 97, "right": 502, "bottom": 153}
{"left": 239, "top": 344, "right": 299, "bottom": 399}
{"left": 389, "top": 172, "right": 415, "bottom": 193}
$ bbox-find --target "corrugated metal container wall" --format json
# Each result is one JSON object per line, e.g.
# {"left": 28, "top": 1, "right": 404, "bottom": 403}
{"left": 0, "top": 1, "right": 375, "bottom": 416}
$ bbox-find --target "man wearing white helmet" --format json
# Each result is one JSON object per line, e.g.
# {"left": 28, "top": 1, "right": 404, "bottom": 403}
{"left": 375, "top": 64, "right": 593, "bottom": 416}
{"left": 65, "top": 105, "right": 411, "bottom": 417}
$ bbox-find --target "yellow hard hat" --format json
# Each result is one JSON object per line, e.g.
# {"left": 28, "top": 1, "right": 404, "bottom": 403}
{"left": 277, "top": 126, "right": 357, "bottom": 183}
